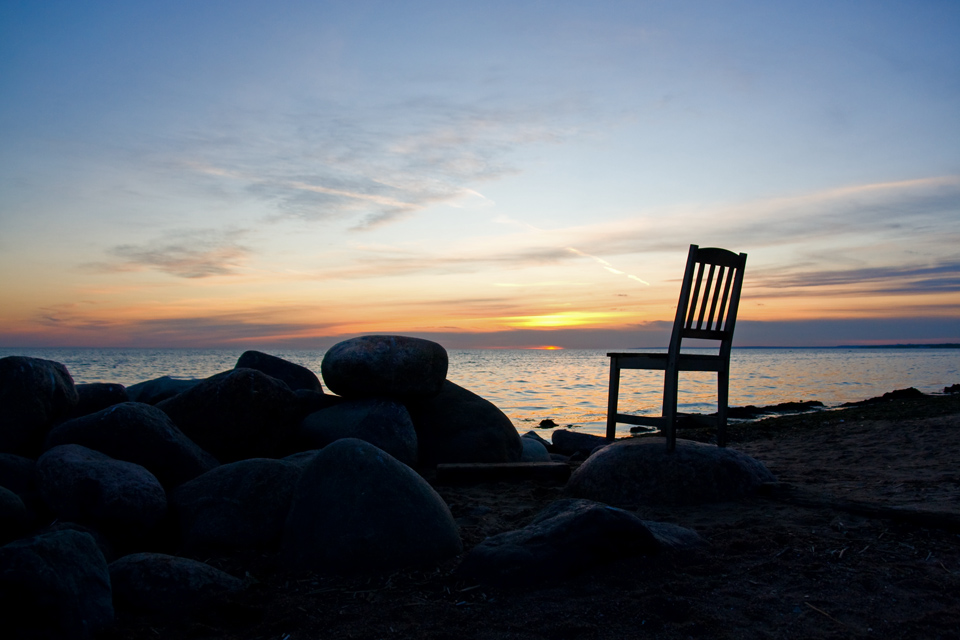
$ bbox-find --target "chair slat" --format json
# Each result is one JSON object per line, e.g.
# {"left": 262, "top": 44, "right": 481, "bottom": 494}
{"left": 686, "top": 263, "right": 706, "bottom": 328}
{"left": 696, "top": 264, "right": 716, "bottom": 329}
{"left": 706, "top": 266, "right": 725, "bottom": 330}
{"left": 716, "top": 266, "right": 735, "bottom": 331}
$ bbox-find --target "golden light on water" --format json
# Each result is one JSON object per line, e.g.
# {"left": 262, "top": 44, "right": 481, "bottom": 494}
{"left": 500, "top": 311, "right": 628, "bottom": 328}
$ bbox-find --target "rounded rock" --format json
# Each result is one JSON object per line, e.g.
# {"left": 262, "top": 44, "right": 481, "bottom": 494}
{"left": 321, "top": 335, "right": 448, "bottom": 400}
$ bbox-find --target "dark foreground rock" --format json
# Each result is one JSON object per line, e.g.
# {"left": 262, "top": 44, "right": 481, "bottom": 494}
{"left": 0, "top": 485, "right": 29, "bottom": 544}
{"left": 157, "top": 368, "right": 301, "bottom": 462}
{"left": 172, "top": 458, "right": 301, "bottom": 551}
{"left": 126, "top": 376, "right": 201, "bottom": 405}
{"left": 235, "top": 350, "right": 323, "bottom": 393}
{"left": 457, "top": 498, "right": 703, "bottom": 586}
{"left": 565, "top": 437, "right": 776, "bottom": 508}
{"left": 841, "top": 387, "right": 930, "bottom": 406}
{"left": 551, "top": 429, "right": 608, "bottom": 456}
{"left": 281, "top": 438, "right": 461, "bottom": 574}
{"left": 406, "top": 380, "right": 522, "bottom": 466}
{"left": 45, "top": 402, "right": 218, "bottom": 489}
{"left": 109, "top": 552, "right": 245, "bottom": 613}
{"left": 0, "top": 529, "right": 113, "bottom": 639}
{"left": 0, "top": 356, "right": 79, "bottom": 456}
{"left": 298, "top": 398, "right": 418, "bottom": 467}
{"left": 72, "top": 383, "right": 130, "bottom": 418}
{"left": 37, "top": 444, "right": 167, "bottom": 539}
{"left": 321, "top": 335, "right": 448, "bottom": 399}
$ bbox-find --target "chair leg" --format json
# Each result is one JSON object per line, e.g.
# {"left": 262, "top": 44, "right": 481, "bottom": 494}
{"left": 663, "top": 368, "right": 679, "bottom": 452}
{"left": 606, "top": 358, "right": 621, "bottom": 441}
{"left": 717, "top": 370, "right": 729, "bottom": 447}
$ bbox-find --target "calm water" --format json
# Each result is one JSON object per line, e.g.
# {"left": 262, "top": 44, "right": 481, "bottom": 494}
{"left": 2, "top": 347, "right": 957, "bottom": 438}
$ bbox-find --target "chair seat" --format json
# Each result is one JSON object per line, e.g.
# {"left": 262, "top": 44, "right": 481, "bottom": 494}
{"left": 607, "top": 352, "right": 728, "bottom": 372}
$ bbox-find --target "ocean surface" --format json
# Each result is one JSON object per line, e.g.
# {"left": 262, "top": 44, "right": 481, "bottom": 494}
{"left": 2, "top": 347, "right": 958, "bottom": 438}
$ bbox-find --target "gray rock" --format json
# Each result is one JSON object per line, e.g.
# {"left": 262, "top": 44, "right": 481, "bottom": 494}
{"left": 405, "top": 380, "right": 522, "bottom": 467}
{"left": 37, "top": 444, "right": 167, "bottom": 539}
{"left": 0, "top": 452, "right": 37, "bottom": 498}
{"left": 520, "top": 437, "right": 551, "bottom": 462}
{"left": 172, "top": 458, "right": 301, "bottom": 551}
{"left": 551, "top": 429, "right": 609, "bottom": 456}
{"left": 109, "top": 552, "right": 244, "bottom": 613}
{"left": 0, "top": 356, "right": 78, "bottom": 456}
{"left": 282, "top": 449, "right": 322, "bottom": 469}
{"left": 45, "top": 402, "right": 218, "bottom": 489}
{"left": 522, "top": 430, "right": 553, "bottom": 450}
{"left": 281, "top": 438, "right": 461, "bottom": 574}
{"left": 72, "top": 383, "right": 129, "bottom": 418}
{"left": 458, "top": 498, "right": 699, "bottom": 586}
{"left": 126, "top": 376, "right": 201, "bottom": 405}
{"left": 565, "top": 437, "right": 777, "bottom": 507}
{"left": 236, "top": 350, "right": 324, "bottom": 393}
{"left": 157, "top": 368, "right": 301, "bottom": 462}
{"left": 0, "top": 529, "right": 113, "bottom": 639}
{"left": 299, "top": 398, "right": 418, "bottom": 467}
{"left": 0, "top": 485, "right": 29, "bottom": 544}
{"left": 321, "top": 335, "right": 448, "bottom": 400}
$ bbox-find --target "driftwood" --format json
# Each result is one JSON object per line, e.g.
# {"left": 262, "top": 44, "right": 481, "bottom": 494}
{"left": 758, "top": 482, "right": 960, "bottom": 532}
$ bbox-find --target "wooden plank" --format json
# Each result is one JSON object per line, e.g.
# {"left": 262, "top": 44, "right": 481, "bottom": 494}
{"left": 435, "top": 462, "right": 571, "bottom": 484}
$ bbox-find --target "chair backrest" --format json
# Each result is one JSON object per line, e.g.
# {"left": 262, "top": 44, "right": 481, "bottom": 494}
{"left": 667, "top": 245, "right": 747, "bottom": 356}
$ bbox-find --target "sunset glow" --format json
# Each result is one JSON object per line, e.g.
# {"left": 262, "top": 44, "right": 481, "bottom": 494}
{"left": 1, "top": 2, "right": 958, "bottom": 349}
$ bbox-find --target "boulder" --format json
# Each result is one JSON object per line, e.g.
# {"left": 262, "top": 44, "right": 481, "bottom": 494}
{"left": 0, "top": 356, "right": 78, "bottom": 456}
{"left": 565, "top": 438, "right": 777, "bottom": 508}
{"left": 405, "top": 381, "right": 522, "bottom": 467}
{"left": 172, "top": 458, "right": 301, "bottom": 551}
{"left": 126, "top": 376, "right": 201, "bottom": 405}
{"left": 157, "top": 368, "right": 301, "bottom": 462}
{"left": 522, "top": 430, "right": 553, "bottom": 451}
{"left": 72, "top": 383, "right": 129, "bottom": 418}
{"left": 520, "top": 437, "right": 551, "bottom": 462}
{"left": 0, "top": 485, "right": 29, "bottom": 544}
{"left": 321, "top": 335, "right": 448, "bottom": 399}
{"left": 0, "top": 529, "right": 113, "bottom": 639}
{"left": 299, "top": 398, "right": 418, "bottom": 467}
{"left": 282, "top": 449, "right": 322, "bottom": 469}
{"left": 457, "top": 499, "right": 703, "bottom": 586}
{"left": 551, "top": 429, "right": 608, "bottom": 457}
{"left": 236, "top": 350, "right": 323, "bottom": 393}
{"left": 281, "top": 438, "right": 461, "bottom": 574}
{"left": 45, "top": 402, "right": 218, "bottom": 489}
{"left": 0, "top": 452, "right": 37, "bottom": 498}
{"left": 37, "top": 444, "right": 167, "bottom": 539}
{"left": 109, "top": 552, "right": 244, "bottom": 613}
{"left": 295, "top": 388, "right": 344, "bottom": 416}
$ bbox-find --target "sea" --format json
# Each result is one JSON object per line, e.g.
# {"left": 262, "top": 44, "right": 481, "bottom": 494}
{"left": 2, "top": 347, "right": 958, "bottom": 439}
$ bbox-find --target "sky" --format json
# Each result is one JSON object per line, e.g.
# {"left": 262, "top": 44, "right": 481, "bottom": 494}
{"left": 1, "top": 0, "right": 958, "bottom": 349}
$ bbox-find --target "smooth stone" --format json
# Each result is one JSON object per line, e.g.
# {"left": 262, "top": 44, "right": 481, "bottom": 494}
{"left": 282, "top": 449, "right": 322, "bottom": 469}
{"left": 405, "top": 380, "right": 522, "bottom": 467}
{"left": 172, "top": 458, "right": 301, "bottom": 551}
{"left": 565, "top": 438, "right": 777, "bottom": 507}
{"left": 0, "top": 452, "right": 37, "bottom": 497}
{"left": 109, "top": 552, "right": 244, "bottom": 613}
{"left": 157, "top": 368, "right": 301, "bottom": 462}
{"left": 0, "top": 530, "right": 113, "bottom": 639}
{"left": 522, "top": 430, "right": 554, "bottom": 450}
{"left": 0, "top": 485, "right": 29, "bottom": 544}
{"left": 72, "top": 383, "right": 129, "bottom": 418}
{"left": 126, "top": 376, "right": 201, "bottom": 405}
{"left": 37, "top": 444, "right": 167, "bottom": 538}
{"left": 45, "top": 402, "right": 218, "bottom": 489}
{"left": 281, "top": 438, "right": 461, "bottom": 574}
{"left": 0, "top": 356, "right": 78, "bottom": 456}
{"left": 235, "top": 350, "right": 324, "bottom": 393}
{"left": 520, "top": 437, "right": 551, "bottom": 462}
{"left": 551, "top": 429, "right": 609, "bottom": 456}
{"left": 321, "top": 335, "right": 448, "bottom": 400}
{"left": 298, "top": 398, "right": 418, "bottom": 467}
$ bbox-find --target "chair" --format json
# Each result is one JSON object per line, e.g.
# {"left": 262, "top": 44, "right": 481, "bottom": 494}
{"left": 606, "top": 244, "right": 747, "bottom": 451}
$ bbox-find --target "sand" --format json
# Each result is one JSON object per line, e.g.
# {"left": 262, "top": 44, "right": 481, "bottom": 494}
{"left": 104, "top": 393, "right": 960, "bottom": 640}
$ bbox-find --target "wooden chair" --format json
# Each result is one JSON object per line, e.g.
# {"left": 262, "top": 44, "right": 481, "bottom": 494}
{"left": 606, "top": 244, "right": 747, "bottom": 451}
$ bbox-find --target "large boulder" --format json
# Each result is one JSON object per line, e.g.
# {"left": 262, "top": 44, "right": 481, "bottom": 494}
{"left": 0, "top": 529, "right": 114, "bottom": 640}
{"left": 565, "top": 438, "right": 776, "bottom": 508}
{"left": 172, "top": 458, "right": 301, "bottom": 551}
{"left": 72, "top": 383, "right": 129, "bottom": 418}
{"left": 298, "top": 398, "right": 418, "bottom": 467}
{"left": 235, "top": 350, "right": 323, "bottom": 393}
{"left": 321, "top": 335, "right": 448, "bottom": 400}
{"left": 37, "top": 444, "right": 167, "bottom": 539}
{"left": 156, "top": 368, "right": 301, "bottom": 462}
{"left": 126, "top": 376, "right": 201, "bottom": 405}
{"left": 0, "top": 485, "right": 29, "bottom": 544}
{"left": 0, "top": 356, "right": 79, "bottom": 456}
{"left": 457, "top": 499, "right": 703, "bottom": 586}
{"left": 281, "top": 438, "right": 461, "bottom": 574}
{"left": 405, "top": 381, "right": 522, "bottom": 467}
{"left": 109, "top": 552, "right": 244, "bottom": 613}
{"left": 45, "top": 402, "right": 218, "bottom": 489}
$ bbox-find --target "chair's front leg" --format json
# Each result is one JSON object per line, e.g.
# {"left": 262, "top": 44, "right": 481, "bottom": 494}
{"left": 606, "top": 358, "right": 621, "bottom": 441}
{"left": 663, "top": 368, "right": 679, "bottom": 452}
{"left": 717, "top": 369, "right": 729, "bottom": 447}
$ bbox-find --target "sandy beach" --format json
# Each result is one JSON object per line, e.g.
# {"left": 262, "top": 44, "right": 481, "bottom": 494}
{"left": 104, "top": 392, "right": 960, "bottom": 640}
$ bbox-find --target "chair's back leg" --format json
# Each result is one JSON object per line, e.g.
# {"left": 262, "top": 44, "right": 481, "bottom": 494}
{"left": 606, "top": 358, "right": 621, "bottom": 441}
{"left": 663, "top": 367, "right": 679, "bottom": 452}
{"left": 717, "top": 368, "right": 729, "bottom": 447}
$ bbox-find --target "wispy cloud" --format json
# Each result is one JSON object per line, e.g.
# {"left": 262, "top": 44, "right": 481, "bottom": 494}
{"left": 84, "top": 229, "right": 252, "bottom": 278}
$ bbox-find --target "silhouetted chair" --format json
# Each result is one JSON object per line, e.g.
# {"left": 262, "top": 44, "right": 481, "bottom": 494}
{"left": 606, "top": 244, "right": 747, "bottom": 451}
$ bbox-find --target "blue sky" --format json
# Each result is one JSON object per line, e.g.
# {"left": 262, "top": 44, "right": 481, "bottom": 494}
{"left": 1, "top": 1, "right": 958, "bottom": 347}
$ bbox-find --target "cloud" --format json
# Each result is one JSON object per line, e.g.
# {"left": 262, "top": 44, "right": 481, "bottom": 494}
{"left": 751, "top": 260, "right": 960, "bottom": 295}
{"left": 84, "top": 229, "right": 252, "bottom": 278}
